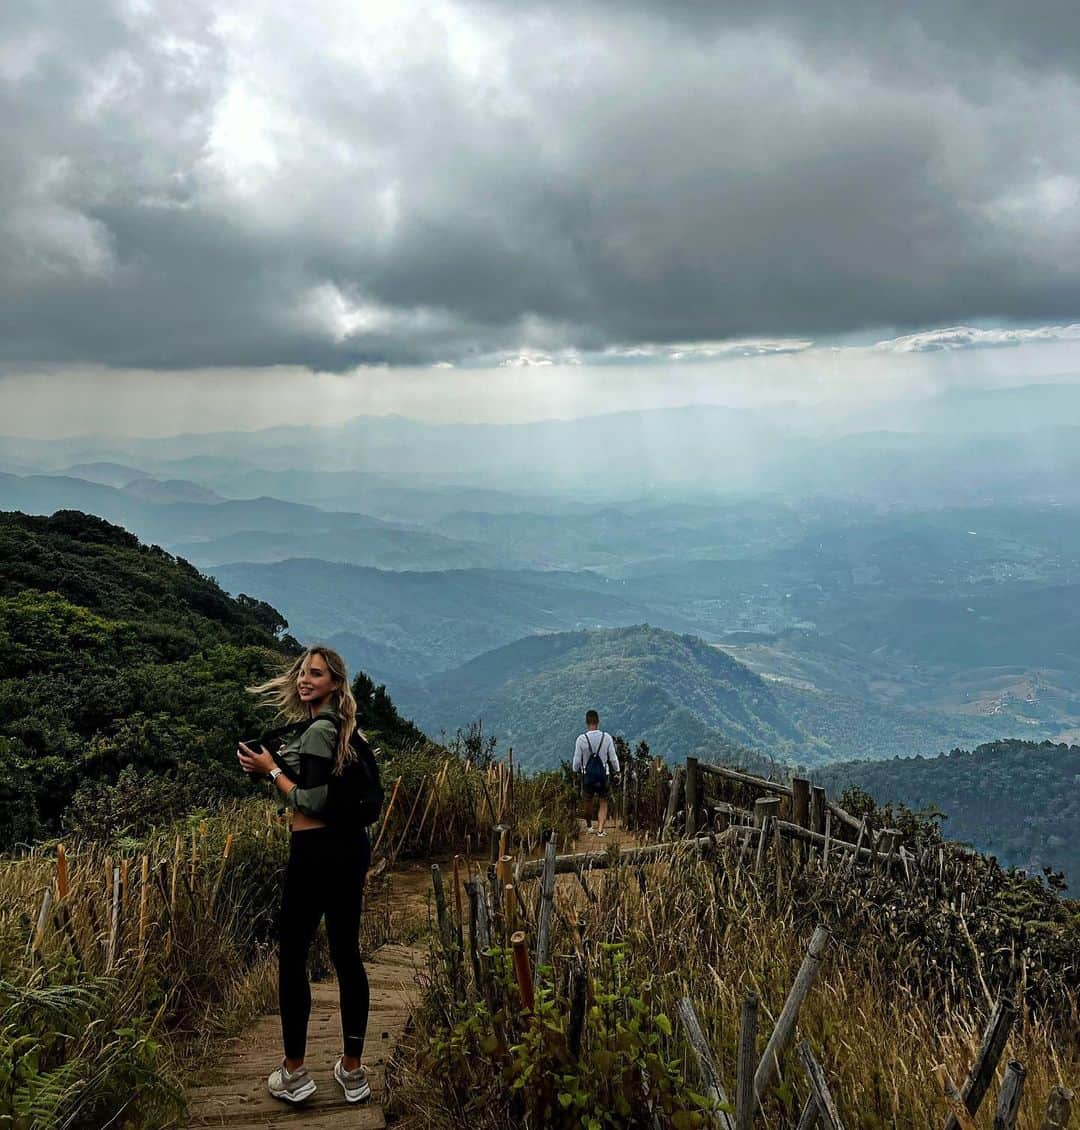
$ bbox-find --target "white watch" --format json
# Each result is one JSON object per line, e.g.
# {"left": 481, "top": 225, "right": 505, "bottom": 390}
{"left": 269, "top": 767, "right": 283, "bottom": 781}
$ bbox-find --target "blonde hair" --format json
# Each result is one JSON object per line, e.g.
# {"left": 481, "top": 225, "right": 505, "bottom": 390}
{"left": 248, "top": 646, "right": 358, "bottom": 774}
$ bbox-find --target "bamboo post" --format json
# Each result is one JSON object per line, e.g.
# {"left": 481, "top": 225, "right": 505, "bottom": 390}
{"left": 754, "top": 815, "right": 772, "bottom": 874}
{"left": 944, "top": 999, "right": 1016, "bottom": 1130}
{"left": 798, "top": 1042, "right": 846, "bottom": 1130}
{"left": 510, "top": 931, "right": 534, "bottom": 1011}
{"left": 452, "top": 855, "right": 465, "bottom": 952}
{"left": 823, "top": 810, "right": 833, "bottom": 869}
{"left": 992, "top": 1061, "right": 1026, "bottom": 1130}
{"left": 490, "top": 823, "right": 508, "bottom": 864}
{"left": 119, "top": 858, "right": 130, "bottom": 946}
{"left": 391, "top": 775, "right": 428, "bottom": 862}
{"left": 106, "top": 865, "right": 121, "bottom": 971}
{"left": 568, "top": 955, "right": 588, "bottom": 1060}
{"left": 936, "top": 1065, "right": 979, "bottom": 1130}
{"left": 372, "top": 775, "right": 402, "bottom": 854}
{"left": 686, "top": 757, "right": 701, "bottom": 834}
{"left": 676, "top": 997, "right": 736, "bottom": 1130}
{"left": 138, "top": 854, "right": 150, "bottom": 959}
{"left": 1041, "top": 1086, "right": 1074, "bottom": 1129}
{"left": 735, "top": 992, "right": 759, "bottom": 1130}
{"left": 663, "top": 766, "right": 686, "bottom": 839}
{"left": 754, "top": 926, "right": 832, "bottom": 1100}
{"left": 56, "top": 844, "right": 69, "bottom": 900}
{"left": 497, "top": 854, "right": 513, "bottom": 887}
{"left": 209, "top": 834, "right": 234, "bottom": 909}
{"left": 28, "top": 888, "right": 54, "bottom": 955}
{"left": 534, "top": 837, "right": 557, "bottom": 988}
{"left": 464, "top": 878, "right": 482, "bottom": 988}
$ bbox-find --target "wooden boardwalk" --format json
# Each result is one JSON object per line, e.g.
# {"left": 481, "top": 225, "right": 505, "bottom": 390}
{"left": 184, "top": 943, "right": 423, "bottom": 1130}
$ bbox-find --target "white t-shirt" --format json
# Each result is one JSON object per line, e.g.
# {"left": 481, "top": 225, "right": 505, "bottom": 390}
{"left": 573, "top": 730, "right": 620, "bottom": 774}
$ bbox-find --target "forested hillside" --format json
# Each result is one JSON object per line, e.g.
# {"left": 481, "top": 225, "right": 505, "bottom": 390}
{"left": 0, "top": 510, "right": 299, "bottom": 847}
{"left": 403, "top": 624, "right": 1010, "bottom": 768}
{"left": 817, "top": 739, "right": 1080, "bottom": 885}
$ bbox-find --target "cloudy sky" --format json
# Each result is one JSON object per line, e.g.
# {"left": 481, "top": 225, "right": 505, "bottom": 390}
{"left": 4, "top": 0, "right": 1080, "bottom": 433}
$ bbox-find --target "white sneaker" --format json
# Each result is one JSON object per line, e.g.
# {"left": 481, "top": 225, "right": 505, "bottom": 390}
{"left": 267, "top": 1060, "right": 316, "bottom": 1103}
{"left": 586, "top": 826, "right": 596, "bottom": 835}
{"left": 334, "top": 1057, "right": 371, "bottom": 1103}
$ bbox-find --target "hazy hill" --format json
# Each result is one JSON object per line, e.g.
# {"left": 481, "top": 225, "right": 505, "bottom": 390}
{"left": 0, "top": 472, "right": 502, "bottom": 570}
{"left": 399, "top": 625, "right": 1003, "bottom": 769}
{"left": 210, "top": 561, "right": 699, "bottom": 678}
{"left": 816, "top": 739, "right": 1080, "bottom": 885}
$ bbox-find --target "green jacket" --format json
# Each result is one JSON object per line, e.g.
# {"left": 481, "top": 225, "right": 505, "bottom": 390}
{"left": 276, "top": 705, "right": 339, "bottom": 818}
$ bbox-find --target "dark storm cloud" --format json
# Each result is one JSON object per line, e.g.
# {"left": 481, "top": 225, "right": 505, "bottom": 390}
{"left": 3, "top": 0, "right": 1080, "bottom": 369}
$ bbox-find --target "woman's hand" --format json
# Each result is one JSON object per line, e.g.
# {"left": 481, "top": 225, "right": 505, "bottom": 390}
{"left": 237, "top": 742, "right": 276, "bottom": 775}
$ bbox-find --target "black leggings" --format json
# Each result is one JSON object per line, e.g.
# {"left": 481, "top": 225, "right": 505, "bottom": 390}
{"left": 278, "top": 827, "right": 370, "bottom": 1060}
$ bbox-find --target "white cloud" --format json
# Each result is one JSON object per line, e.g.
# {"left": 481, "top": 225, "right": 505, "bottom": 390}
{"left": 875, "top": 324, "right": 1080, "bottom": 353}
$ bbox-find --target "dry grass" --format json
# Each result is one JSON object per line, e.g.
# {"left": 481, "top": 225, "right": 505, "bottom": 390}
{"left": 394, "top": 836, "right": 1079, "bottom": 1129}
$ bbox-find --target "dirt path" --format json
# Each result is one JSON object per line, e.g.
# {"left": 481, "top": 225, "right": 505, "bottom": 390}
{"left": 182, "top": 820, "right": 639, "bottom": 1128}
{"left": 182, "top": 942, "right": 423, "bottom": 1129}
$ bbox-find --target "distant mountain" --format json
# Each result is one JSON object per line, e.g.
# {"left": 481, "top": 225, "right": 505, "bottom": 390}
{"left": 816, "top": 739, "right": 1080, "bottom": 885}
{"left": 399, "top": 625, "right": 1003, "bottom": 769}
{"left": 0, "top": 472, "right": 502, "bottom": 570}
{"left": 121, "top": 477, "right": 225, "bottom": 505}
{"left": 61, "top": 461, "right": 153, "bottom": 487}
{"left": 209, "top": 561, "right": 699, "bottom": 675}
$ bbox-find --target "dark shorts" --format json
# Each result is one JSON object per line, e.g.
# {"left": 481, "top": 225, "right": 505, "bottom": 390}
{"left": 583, "top": 777, "right": 609, "bottom": 799}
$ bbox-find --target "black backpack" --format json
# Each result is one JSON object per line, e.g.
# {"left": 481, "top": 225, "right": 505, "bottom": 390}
{"left": 265, "top": 718, "right": 384, "bottom": 829}
{"left": 583, "top": 732, "right": 609, "bottom": 787}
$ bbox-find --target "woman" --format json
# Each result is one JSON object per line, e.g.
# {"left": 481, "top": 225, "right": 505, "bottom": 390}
{"left": 237, "top": 646, "right": 371, "bottom": 1106}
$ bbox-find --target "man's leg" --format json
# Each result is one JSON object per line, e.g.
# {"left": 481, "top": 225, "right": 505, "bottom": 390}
{"left": 597, "top": 796, "right": 608, "bottom": 835}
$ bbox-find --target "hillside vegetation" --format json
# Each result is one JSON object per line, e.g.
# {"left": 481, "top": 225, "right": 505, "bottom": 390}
{"left": 403, "top": 624, "right": 1010, "bottom": 768}
{"left": 817, "top": 738, "right": 1080, "bottom": 886}
{"left": 0, "top": 509, "right": 302, "bottom": 847}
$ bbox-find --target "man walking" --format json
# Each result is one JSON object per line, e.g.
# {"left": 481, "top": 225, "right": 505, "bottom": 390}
{"left": 572, "top": 710, "right": 620, "bottom": 837}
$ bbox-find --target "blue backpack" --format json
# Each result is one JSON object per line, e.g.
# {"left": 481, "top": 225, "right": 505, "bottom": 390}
{"left": 583, "top": 732, "right": 609, "bottom": 788}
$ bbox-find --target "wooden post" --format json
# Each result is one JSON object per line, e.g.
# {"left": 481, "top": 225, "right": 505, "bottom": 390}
{"left": 676, "top": 997, "right": 735, "bottom": 1130}
{"left": 754, "top": 796, "right": 781, "bottom": 828}
{"left": 798, "top": 1042, "right": 846, "bottom": 1130}
{"left": 510, "top": 931, "right": 534, "bottom": 1011}
{"left": 795, "top": 1097, "right": 819, "bottom": 1129}
{"left": 735, "top": 992, "right": 759, "bottom": 1130}
{"left": 754, "top": 926, "right": 832, "bottom": 1100}
{"left": 791, "top": 778, "right": 810, "bottom": 829}
{"left": 992, "top": 1061, "right": 1026, "bottom": 1130}
{"left": 944, "top": 999, "right": 1016, "bottom": 1130}
{"left": 568, "top": 955, "right": 588, "bottom": 1060}
{"left": 686, "top": 757, "right": 701, "bottom": 835}
{"left": 663, "top": 766, "right": 685, "bottom": 839}
{"left": 810, "top": 787, "right": 827, "bottom": 837}
{"left": 534, "top": 837, "right": 557, "bottom": 988}
{"left": 936, "top": 1065, "right": 979, "bottom": 1130}
{"left": 1041, "top": 1086, "right": 1074, "bottom": 1130}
